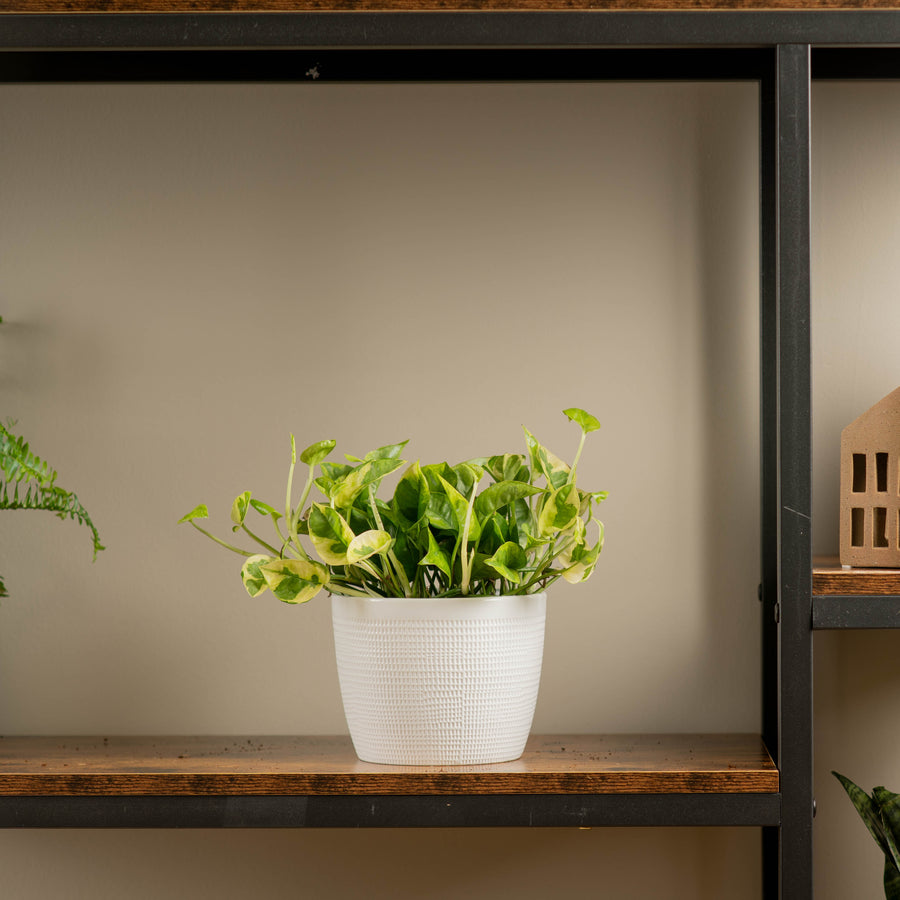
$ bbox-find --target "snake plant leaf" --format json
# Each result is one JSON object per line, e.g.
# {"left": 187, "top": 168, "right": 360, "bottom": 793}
{"left": 230, "top": 491, "right": 252, "bottom": 530}
{"left": 346, "top": 529, "right": 393, "bottom": 565}
{"left": 308, "top": 503, "right": 355, "bottom": 565}
{"left": 299, "top": 439, "right": 336, "bottom": 467}
{"left": 537, "top": 482, "right": 580, "bottom": 537}
{"left": 834, "top": 773, "right": 892, "bottom": 856}
{"left": 523, "top": 427, "right": 571, "bottom": 490}
{"left": 485, "top": 541, "right": 528, "bottom": 584}
{"left": 178, "top": 504, "right": 209, "bottom": 524}
{"left": 875, "top": 787, "right": 900, "bottom": 884}
{"left": 884, "top": 859, "right": 900, "bottom": 900}
{"left": 331, "top": 457, "right": 406, "bottom": 509}
{"left": 240, "top": 554, "right": 272, "bottom": 597}
{"left": 260, "top": 558, "right": 329, "bottom": 604}
{"left": 475, "top": 480, "right": 542, "bottom": 518}
{"left": 419, "top": 528, "right": 452, "bottom": 578}
{"left": 563, "top": 407, "right": 602, "bottom": 434}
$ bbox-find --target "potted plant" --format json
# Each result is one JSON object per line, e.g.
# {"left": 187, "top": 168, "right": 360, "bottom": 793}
{"left": 834, "top": 771, "right": 900, "bottom": 899}
{"left": 0, "top": 419, "right": 103, "bottom": 599}
{"left": 180, "top": 407, "right": 606, "bottom": 765}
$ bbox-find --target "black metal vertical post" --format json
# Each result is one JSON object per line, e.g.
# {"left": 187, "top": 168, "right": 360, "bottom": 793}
{"left": 776, "top": 43, "right": 814, "bottom": 900}
{"left": 759, "top": 54, "right": 780, "bottom": 900}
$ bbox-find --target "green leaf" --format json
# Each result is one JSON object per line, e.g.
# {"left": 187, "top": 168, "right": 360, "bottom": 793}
{"left": 240, "top": 554, "right": 272, "bottom": 597}
{"left": 364, "top": 440, "right": 409, "bottom": 461}
{"left": 478, "top": 514, "right": 508, "bottom": 557}
{"left": 346, "top": 529, "right": 393, "bottom": 565}
{"left": 475, "top": 479, "right": 542, "bottom": 518}
{"left": 300, "top": 439, "right": 336, "bottom": 466}
{"left": 418, "top": 528, "right": 452, "bottom": 578}
{"left": 481, "top": 453, "right": 529, "bottom": 484}
{"left": 308, "top": 503, "right": 355, "bottom": 566}
{"left": 321, "top": 461, "right": 354, "bottom": 481}
{"left": 331, "top": 457, "right": 405, "bottom": 509}
{"left": 260, "top": 558, "right": 329, "bottom": 604}
{"left": 424, "top": 488, "right": 456, "bottom": 532}
{"left": 485, "top": 541, "right": 528, "bottom": 584}
{"left": 453, "top": 462, "right": 483, "bottom": 498}
{"left": 564, "top": 407, "right": 601, "bottom": 434}
{"left": 178, "top": 504, "right": 209, "bottom": 524}
{"left": 393, "top": 462, "right": 430, "bottom": 524}
{"left": 436, "top": 473, "right": 482, "bottom": 543}
{"left": 421, "top": 462, "right": 457, "bottom": 494}
{"left": 249, "top": 498, "right": 281, "bottom": 520}
{"left": 230, "top": 490, "right": 252, "bottom": 529}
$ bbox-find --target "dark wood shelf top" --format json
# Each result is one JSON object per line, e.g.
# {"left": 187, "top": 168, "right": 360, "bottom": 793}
{"left": 813, "top": 556, "right": 900, "bottom": 597}
{"left": 0, "top": 734, "right": 778, "bottom": 797}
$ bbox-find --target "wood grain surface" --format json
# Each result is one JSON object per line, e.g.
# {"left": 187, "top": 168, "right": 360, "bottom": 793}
{"left": 0, "top": 734, "right": 778, "bottom": 796}
{"left": 5, "top": 0, "right": 900, "bottom": 12}
{"left": 814, "top": 556, "right": 900, "bottom": 596}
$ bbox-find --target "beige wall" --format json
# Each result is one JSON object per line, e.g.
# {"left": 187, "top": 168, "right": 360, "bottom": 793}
{"left": 812, "top": 81, "right": 900, "bottom": 900}
{"left": 0, "top": 75, "right": 888, "bottom": 897}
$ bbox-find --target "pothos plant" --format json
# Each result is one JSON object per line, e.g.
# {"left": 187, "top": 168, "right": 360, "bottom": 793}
{"left": 834, "top": 772, "right": 900, "bottom": 899}
{"left": 180, "top": 407, "right": 606, "bottom": 603}
{"left": 0, "top": 419, "right": 104, "bottom": 598}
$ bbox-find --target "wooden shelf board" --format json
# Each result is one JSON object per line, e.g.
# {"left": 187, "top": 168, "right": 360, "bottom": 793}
{"left": 813, "top": 556, "right": 900, "bottom": 597}
{"left": 0, "top": 734, "right": 778, "bottom": 797}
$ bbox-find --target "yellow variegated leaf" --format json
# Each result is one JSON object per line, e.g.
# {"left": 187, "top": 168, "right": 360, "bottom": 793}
{"left": 241, "top": 553, "right": 272, "bottom": 597}
{"left": 261, "top": 558, "right": 329, "bottom": 604}
{"left": 308, "top": 503, "right": 355, "bottom": 565}
{"left": 346, "top": 530, "right": 393, "bottom": 565}
{"left": 231, "top": 490, "right": 251, "bottom": 528}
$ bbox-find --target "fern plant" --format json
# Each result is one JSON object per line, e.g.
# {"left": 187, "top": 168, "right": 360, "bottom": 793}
{"left": 0, "top": 420, "right": 104, "bottom": 597}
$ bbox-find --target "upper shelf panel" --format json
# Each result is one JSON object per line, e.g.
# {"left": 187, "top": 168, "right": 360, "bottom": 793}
{"left": 813, "top": 557, "right": 900, "bottom": 629}
{"left": 814, "top": 557, "right": 900, "bottom": 596}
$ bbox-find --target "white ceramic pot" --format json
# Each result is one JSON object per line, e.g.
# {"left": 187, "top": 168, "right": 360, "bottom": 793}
{"left": 331, "top": 592, "right": 547, "bottom": 766}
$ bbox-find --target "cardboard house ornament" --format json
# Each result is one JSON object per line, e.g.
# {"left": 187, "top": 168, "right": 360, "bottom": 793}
{"left": 840, "top": 386, "right": 900, "bottom": 567}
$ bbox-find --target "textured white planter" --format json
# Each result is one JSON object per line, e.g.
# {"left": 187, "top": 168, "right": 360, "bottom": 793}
{"left": 331, "top": 592, "right": 546, "bottom": 766}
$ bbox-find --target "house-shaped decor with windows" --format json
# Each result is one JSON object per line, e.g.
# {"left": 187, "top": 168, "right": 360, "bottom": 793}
{"left": 840, "top": 386, "right": 900, "bottom": 567}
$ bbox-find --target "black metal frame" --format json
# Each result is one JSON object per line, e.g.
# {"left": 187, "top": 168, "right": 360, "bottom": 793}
{"left": 0, "top": 793, "right": 782, "bottom": 829}
{"left": 6, "top": 10, "right": 900, "bottom": 898}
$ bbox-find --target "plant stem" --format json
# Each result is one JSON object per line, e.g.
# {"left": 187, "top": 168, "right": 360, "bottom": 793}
{"left": 190, "top": 521, "right": 253, "bottom": 558}
{"left": 368, "top": 484, "right": 411, "bottom": 597}
{"left": 459, "top": 473, "right": 481, "bottom": 595}
{"left": 239, "top": 524, "right": 280, "bottom": 557}
{"left": 568, "top": 430, "right": 588, "bottom": 484}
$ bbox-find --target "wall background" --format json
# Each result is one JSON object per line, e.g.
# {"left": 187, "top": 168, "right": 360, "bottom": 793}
{"left": 0, "top": 76, "right": 893, "bottom": 897}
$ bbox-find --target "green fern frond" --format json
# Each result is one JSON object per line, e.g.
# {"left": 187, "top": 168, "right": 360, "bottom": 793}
{"left": 0, "top": 419, "right": 104, "bottom": 596}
